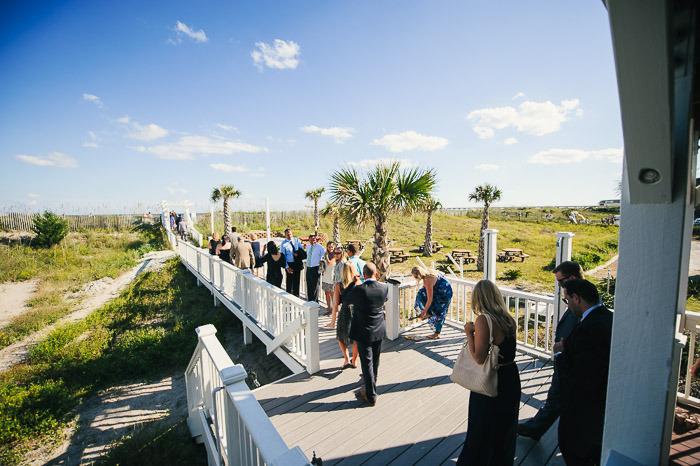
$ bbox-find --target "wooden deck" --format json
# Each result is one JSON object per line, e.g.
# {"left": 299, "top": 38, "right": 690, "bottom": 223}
{"left": 254, "top": 312, "right": 565, "bottom": 465}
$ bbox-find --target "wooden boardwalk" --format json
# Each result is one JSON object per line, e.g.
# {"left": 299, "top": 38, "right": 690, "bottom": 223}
{"left": 254, "top": 312, "right": 565, "bottom": 465}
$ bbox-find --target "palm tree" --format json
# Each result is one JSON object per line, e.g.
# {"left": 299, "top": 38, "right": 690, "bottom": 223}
{"left": 321, "top": 202, "right": 342, "bottom": 245}
{"left": 211, "top": 185, "right": 241, "bottom": 238}
{"left": 305, "top": 187, "right": 325, "bottom": 236}
{"left": 469, "top": 184, "right": 502, "bottom": 272}
{"left": 330, "top": 161, "right": 436, "bottom": 280}
{"left": 422, "top": 198, "right": 442, "bottom": 256}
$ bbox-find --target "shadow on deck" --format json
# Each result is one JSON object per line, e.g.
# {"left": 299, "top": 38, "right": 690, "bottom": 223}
{"left": 254, "top": 313, "right": 565, "bottom": 465}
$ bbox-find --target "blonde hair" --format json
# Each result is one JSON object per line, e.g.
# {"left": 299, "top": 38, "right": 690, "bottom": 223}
{"left": 471, "top": 280, "right": 517, "bottom": 338}
{"left": 212, "top": 232, "right": 220, "bottom": 241}
{"left": 411, "top": 266, "right": 439, "bottom": 280}
{"left": 251, "top": 233, "right": 257, "bottom": 240}
{"left": 341, "top": 262, "right": 356, "bottom": 289}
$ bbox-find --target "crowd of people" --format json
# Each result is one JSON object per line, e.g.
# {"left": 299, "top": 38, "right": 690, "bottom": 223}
{"left": 203, "top": 224, "right": 614, "bottom": 464}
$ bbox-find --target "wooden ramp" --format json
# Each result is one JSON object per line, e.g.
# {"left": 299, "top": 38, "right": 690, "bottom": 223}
{"left": 254, "top": 313, "right": 565, "bottom": 465}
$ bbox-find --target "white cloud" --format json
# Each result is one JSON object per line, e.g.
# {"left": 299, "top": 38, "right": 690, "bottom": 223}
{"left": 347, "top": 158, "right": 418, "bottom": 170}
{"left": 370, "top": 131, "right": 449, "bottom": 153}
{"left": 475, "top": 164, "right": 499, "bottom": 172}
{"left": 591, "top": 148, "right": 623, "bottom": 163}
{"left": 166, "top": 187, "right": 188, "bottom": 194}
{"left": 132, "top": 135, "right": 268, "bottom": 160}
{"left": 15, "top": 152, "right": 79, "bottom": 168}
{"left": 504, "top": 137, "right": 518, "bottom": 145}
{"left": 127, "top": 123, "right": 169, "bottom": 141}
{"left": 512, "top": 92, "right": 525, "bottom": 100}
{"left": 529, "top": 147, "right": 623, "bottom": 165}
{"left": 467, "top": 98, "right": 581, "bottom": 138}
{"left": 300, "top": 125, "right": 354, "bottom": 143}
{"left": 116, "top": 115, "right": 131, "bottom": 124}
{"left": 27, "top": 193, "right": 39, "bottom": 198}
{"left": 83, "top": 131, "right": 101, "bottom": 148}
{"left": 82, "top": 93, "right": 104, "bottom": 108}
{"left": 209, "top": 163, "right": 247, "bottom": 173}
{"left": 172, "top": 21, "right": 208, "bottom": 44}
{"left": 216, "top": 123, "right": 239, "bottom": 133}
{"left": 251, "top": 39, "right": 300, "bottom": 71}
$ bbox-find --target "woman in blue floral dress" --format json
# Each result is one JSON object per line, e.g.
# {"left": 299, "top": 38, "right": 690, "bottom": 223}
{"left": 412, "top": 266, "right": 453, "bottom": 339}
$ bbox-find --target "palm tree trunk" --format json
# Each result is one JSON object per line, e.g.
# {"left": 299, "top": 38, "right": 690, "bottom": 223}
{"left": 333, "top": 216, "right": 340, "bottom": 244}
{"left": 223, "top": 198, "right": 231, "bottom": 238}
{"left": 423, "top": 212, "right": 433, "bottom": 256}
{"left": 373, "top": 215, "right": 390, "bottom": 281}
{"left": 314, "top": 200, "right": 320, "bottom": 236}
{"left": 477, "top": 205, "right": 490, "bottom": 272}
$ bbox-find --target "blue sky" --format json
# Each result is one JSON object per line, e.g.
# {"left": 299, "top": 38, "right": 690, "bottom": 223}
{"left": 0, "top": 1, "right": 623, "bottom": 214}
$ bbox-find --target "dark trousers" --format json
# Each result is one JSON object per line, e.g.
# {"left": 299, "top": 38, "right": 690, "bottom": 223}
{"left": 558, "top": 429, "right": 601, "bottom": 466}
{"left": 357, "top": 339, "right": 382, "bottom": 403}
{"left": 520, "top": 363, "right": 561, "bottom": 436}
{"left": 306, "top": 266, "right": 320, "bottom": 302}
{"left": 286, "top": 268, "right": 301, "bottom": 297}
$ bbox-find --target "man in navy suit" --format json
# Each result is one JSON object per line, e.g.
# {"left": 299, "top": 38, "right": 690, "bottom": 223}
{"left": 554, "top": 279, "right": 613, "bottom": 466}
{"left": 519, "top": 261, "right": 583, "bottom": 440}
{"left": 347, "top": 262, "right": 388, "bottom": 407}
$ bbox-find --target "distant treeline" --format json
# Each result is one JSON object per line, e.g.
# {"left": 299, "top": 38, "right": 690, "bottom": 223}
{"left": 0, "top": 212, "right": 156, "bottom": 232}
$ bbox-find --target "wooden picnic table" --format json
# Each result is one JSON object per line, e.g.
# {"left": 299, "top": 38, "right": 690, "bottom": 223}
{"left": 388, "top": 247, "right": 410, "bottom": 263}
{"left": 450, "top": 249, "right": 475, "bottom": 264}
{"left": 498, "top": 248, "right": 530, "bottom": 262}
{"left": 418, "top": 241, "right": 443, "bottom": 252}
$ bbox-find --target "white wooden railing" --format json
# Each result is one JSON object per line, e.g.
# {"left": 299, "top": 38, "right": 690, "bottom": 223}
{"left": 388, "top": 276, "right": 555, "bottom": 359}
{"left": 679, "top": 310, "right": 700, "bottom": 407}
{"left": 185, "top": 324, "right": 309, "bottom": 466}
{"left": 177, "top": 240, "right": 320, "bottom": 375}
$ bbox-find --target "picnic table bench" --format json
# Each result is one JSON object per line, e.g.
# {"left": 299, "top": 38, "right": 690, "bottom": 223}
{"left": 497, "top": 248, "right": 530, "bottom": 262}
{"left": 345, "top": 239, "right": 364, "bottom": 251}
{"left": 388, "top": 247, "right": 410, "bottom": 263}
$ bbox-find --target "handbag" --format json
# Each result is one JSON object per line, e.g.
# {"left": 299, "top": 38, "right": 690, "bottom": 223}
{"left": 450, "top": 313, "right": 499, "bottom": 397}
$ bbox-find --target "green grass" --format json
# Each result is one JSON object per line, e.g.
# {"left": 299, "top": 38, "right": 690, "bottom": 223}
{"left": 0, "top": 225, "right": 166, "bottom": 349}
{"left": 0, "top": 258, "right": 242, "bottom": 464}
{"left": 197, "top": 207, "right": 619, "bottom": 292}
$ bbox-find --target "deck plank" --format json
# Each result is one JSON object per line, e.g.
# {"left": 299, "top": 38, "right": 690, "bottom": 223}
{"left": 254, "top": 319, "right": 559, "bottom": 465}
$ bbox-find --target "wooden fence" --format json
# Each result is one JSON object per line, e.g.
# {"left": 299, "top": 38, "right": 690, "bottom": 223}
{"left": 0, "top": 213, "right": 155, "bottom": 232}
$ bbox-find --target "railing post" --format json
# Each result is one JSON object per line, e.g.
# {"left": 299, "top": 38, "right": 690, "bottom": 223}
{"left": 554, "top": 232, "right": 575, "bottom": 327}
{"left": 303, "top": 301, "right": 320, "bottom": 374}
{"left": 211, "top": 256, "right": 222, "bottom": 306}
{"left": 385, "top": 281, "right": 401, "bottom": 340}
{"left": 196, "top": 249, "right": 202, "bottom": 287}
{"left": 483, "top": 228, "right": 499, "bottom": 282}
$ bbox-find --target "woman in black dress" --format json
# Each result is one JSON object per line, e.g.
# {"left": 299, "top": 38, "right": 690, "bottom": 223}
{"left": 209, "top": 232, "right": 221, "bottom": 255}
{"left": 260, "top": 241, "right": 286, "bottom": 288}
{"left": 250, "top": 234, "right": 263, "bottom": 277}
{"left": 337, "top": 261, "right": 359, "bottom": 369}
{"left": 457, "top": 279, "right": 520, "bottom": 465}
{"left": 218, "top": 235, "right": 232, "bottom": 264}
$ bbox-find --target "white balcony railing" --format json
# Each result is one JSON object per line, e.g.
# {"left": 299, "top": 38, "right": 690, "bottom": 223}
{"left": 390, "top": 276, "right": 555, "bottom": 359}
{"left": 176, "top": 240, "right": 320, "bottom": 375}
{"left": 679, "top": 310, "right": 700, "bottom": 408}
{"left": 185, "top": 324, "right": 309, "bottom": 466}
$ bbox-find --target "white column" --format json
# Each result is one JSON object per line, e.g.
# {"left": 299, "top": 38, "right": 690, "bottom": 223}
{"left": 483, "top": 229, "right": 498, "bottom": 282}
{"left": 303, "top": 301, "right": 320, "bottom": 374}
{"left": 243, "top": 326, "right": 253, "bottom": 345}
{"left": 210, "top": 204, "right": 215, "bottom": 235}
{"left": 554, "top": 232, "right": 575, "bottom": 326}
{"left": 266, "top": 197, "right": 271, "bottom": 243}
{"left": 385, "top": 282, "right": 401, "bottom": 340}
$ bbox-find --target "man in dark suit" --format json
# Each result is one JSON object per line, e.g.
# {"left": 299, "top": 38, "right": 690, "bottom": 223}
{"left": 347, "top": 262, "right": 388, "bottom": 407}
{"left": 519, "top": 261, "right": 583, "bottom": 440}
{"left": 553, "top": 279, "right": 613, "bottom": 466}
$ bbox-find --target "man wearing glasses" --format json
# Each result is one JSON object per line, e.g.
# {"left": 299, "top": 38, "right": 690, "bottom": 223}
{"left": 553, "top": 279, "right": 612, "bottom": 465}
{"left": 518, "top": 261, "right": 583, "bottom": 441}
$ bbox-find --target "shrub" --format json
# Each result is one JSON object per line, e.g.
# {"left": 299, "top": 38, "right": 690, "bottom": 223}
{"left": 571, "top": 251, "right": 603, "bottom": 270}
{"left": 31, "top": 211, "right": 68, "bottom": 248}
{"left": 688, "top": 278, "right": 700, "bottom": 298}
{"left": 503, "top": 268, "right": 522, "bottom": 280}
